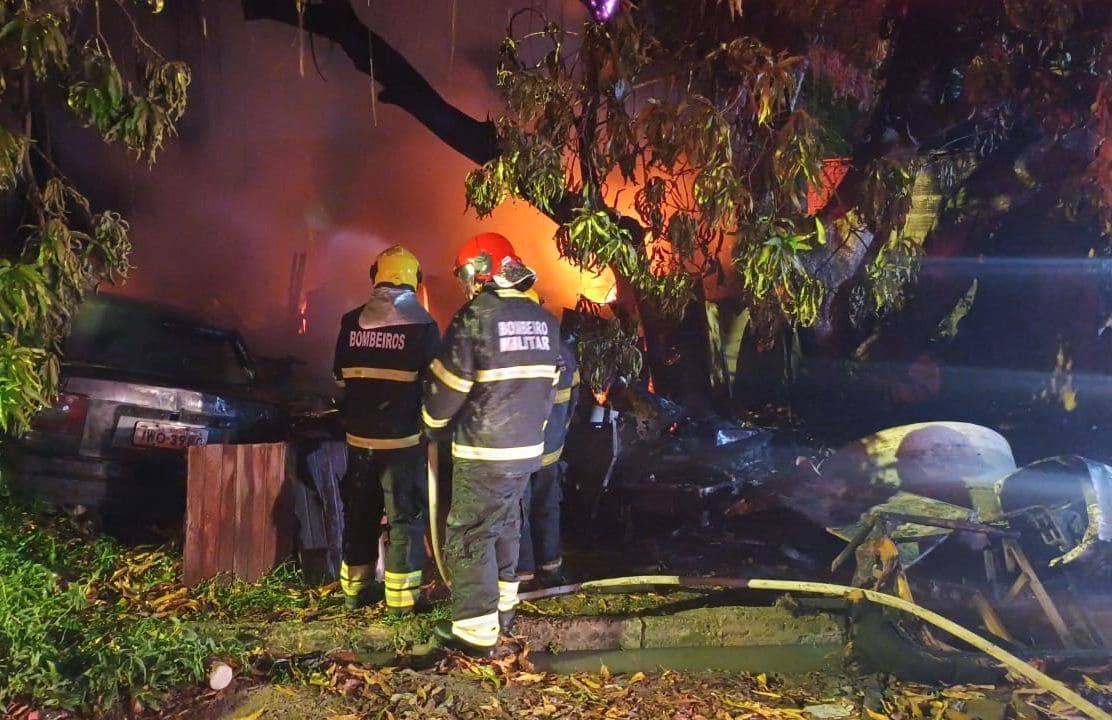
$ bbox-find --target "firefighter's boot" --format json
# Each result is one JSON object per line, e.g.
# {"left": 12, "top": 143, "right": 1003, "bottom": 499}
{"left": 536, "top": 561, "right": 566, "bottom": 588}
{"left": 343, "top": 583, "right": 384, "bottom": 610}
{"left": 498, "top": 609, "right": 516, "bottom": 637}
{"left": 341, "top": 562, "right": 384, "bottom": 610}
{"left": 433, "top": 621, "right": 495, "bottom": 658}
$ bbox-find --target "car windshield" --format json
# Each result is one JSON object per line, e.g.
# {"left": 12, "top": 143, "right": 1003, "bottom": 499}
{"left": 63, "top": 298, "right": 254, "bottom": 388}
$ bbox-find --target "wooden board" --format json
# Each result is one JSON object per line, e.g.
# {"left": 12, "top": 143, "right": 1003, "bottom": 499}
{"left": 184, "top": 442, "right": 295, "bottom": 585}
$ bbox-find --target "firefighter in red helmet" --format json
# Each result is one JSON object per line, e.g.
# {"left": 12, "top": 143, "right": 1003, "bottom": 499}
{"left": 333, "top": 245, "right": 440, "bottom": 613}
{"left": 421, "top": 232, "right": 563, "bottom": 656}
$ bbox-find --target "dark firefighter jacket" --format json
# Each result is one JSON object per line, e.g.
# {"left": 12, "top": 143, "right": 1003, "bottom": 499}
{"left": 333, "top": 285, "right": 440, "bottom": 449}
{"left": 541, "top": 341, "right": 580, "bottom": 468}
{"left": 421, "top": 287, "right": 563, "bottom": 475}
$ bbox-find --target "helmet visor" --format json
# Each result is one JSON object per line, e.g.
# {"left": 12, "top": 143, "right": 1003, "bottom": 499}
{"left": 455, "top": 263, "right": 477, "bottom": 299}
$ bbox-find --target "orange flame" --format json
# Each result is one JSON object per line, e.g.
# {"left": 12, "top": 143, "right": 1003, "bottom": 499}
{"left": 297, "top": 296, "right": 308, "bottom": 336}
{"left": 579, "top": 267, "right": 618, "bottom": 304}
{"left": 593, "top": 390, "right": 608, "bottom": 405}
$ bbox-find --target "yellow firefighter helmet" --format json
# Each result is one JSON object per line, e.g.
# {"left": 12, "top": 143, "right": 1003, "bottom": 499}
{"left": 371, "top": 245, "right": 421, "bottom": 289}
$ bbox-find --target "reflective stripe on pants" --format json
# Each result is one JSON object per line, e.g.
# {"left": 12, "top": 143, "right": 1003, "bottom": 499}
{"left": 498, "top": 579, "right": 520, "bottom": 613}
{"left": 452, "top": 612, "right": 499, "bottom": 647}
{"left": 445, "top": 462, "right": 529, "bottom": 644}
{"left": 340, "top": 561, "right": 372, "bottom": 598}
{"left": 385, "top": 569, "right": 423, "bottom": 609}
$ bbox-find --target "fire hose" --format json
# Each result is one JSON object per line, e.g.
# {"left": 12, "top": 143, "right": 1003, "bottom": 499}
{"left": 427, "top": 441, "right": 451, "bottom": 588}
{"left": 518, "top": 576, "right": 1111, "bottom": 720}
{"left": 420, "top": 441, "right": 1105, "bottom": 717}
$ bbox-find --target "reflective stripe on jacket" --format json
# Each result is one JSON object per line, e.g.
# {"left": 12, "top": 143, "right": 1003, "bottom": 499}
{"left": 333, "top": 286, "right": 440, "bottom": 448}
{"left": 422, "top": 287, "right": 562, "bottom": 474}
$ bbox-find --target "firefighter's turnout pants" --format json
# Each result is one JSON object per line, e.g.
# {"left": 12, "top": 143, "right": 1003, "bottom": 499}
{"left": 444, "top": 461, "right": 528, "bottom": 646}
{"left": 340, "top": 444, "right": 427, "bottom": 610}
{"left": 518, "top": 461, "right": 563, "bottom": 577}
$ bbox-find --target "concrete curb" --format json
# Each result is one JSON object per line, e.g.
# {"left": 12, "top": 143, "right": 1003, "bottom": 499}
{"left": 522, "top": 605, "right": 846, "bottom": 652}
{"left": 229, "top": 605, "right": 847, "bottom": 656}
{"left": 259, "top": 620, "right": 399, "bottom": 655}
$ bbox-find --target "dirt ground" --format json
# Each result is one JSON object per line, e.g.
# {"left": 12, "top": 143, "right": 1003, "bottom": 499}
{"left": 203, "top": 663, "right": 861, "bottom": 720}
{"left": 134, "top": 640, "right": 1110, "bottom": 720}
{"left": 133, "top": 634, "right": 1112, "bottom": 720}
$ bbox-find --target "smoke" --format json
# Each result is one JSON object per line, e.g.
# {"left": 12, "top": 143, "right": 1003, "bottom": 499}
{"left": 51, "top": 0, "right": 591, "bottom": 388}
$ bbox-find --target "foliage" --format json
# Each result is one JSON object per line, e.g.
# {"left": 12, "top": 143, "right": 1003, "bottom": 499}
{"left": 570, "top": 298, "right": 644, "bottom": 394}
{"left": 0, "top": 469, "right": 238, "bottom": 714}
{"left": 466, "top": 0, "right": 1112, "bottom": 346}
{"left": 266, "top": 650, "right": 1112, "bottom": 720}
{"left": 319, "top": 655, "right": 839, "bottom": 718}
{"left": 132, "top": 636, "right": 1112, "bottom": 720}
{"left": 0, "top": 338, "right": 49, "bottom": 434}
{"left": 0, "top": 465, "right": 465, "bottom": 712}
{"left": 737, "top": 218, "right": 827, "bottom": 328}
{"left": 865, "top": 232, "right": 924, "bottom": 315}
{"left": 0, "top": 1, "right": 190, "bottom": 434}
{"left": 464, "top": 2, "right": 881, "bottom": 329}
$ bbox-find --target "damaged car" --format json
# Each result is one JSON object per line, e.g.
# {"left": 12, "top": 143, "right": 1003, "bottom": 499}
{"left": 4, "top": 293, "right": 287, "bottom": 529}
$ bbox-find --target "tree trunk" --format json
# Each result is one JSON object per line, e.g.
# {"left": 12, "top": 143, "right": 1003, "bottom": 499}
{"left": 632, "top": 292, "right": 714, "bottom": 412}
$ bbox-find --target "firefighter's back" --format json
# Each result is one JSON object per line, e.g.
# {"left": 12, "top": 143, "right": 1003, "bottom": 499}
{"left": 335, "top": 287, "right": 437, "bottom": 450}
{"left": 443, "top": 287, "right": 562, "bottom": 475}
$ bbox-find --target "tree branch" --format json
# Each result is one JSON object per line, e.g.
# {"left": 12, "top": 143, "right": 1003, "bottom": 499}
{"left": 240, "top": 0, "right": 625, "bottom": 233}
{"left": 807, "top": 0, "right": 998, "bottom": 289}
{"left": 855, "top": 129, "right": 1097, "bottom": 365}
{"left": 241, "top": 0, "right": 498, "bottom": 166}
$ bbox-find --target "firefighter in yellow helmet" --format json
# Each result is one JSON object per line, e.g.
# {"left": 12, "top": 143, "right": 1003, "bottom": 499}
{"left": 333, "top": 245, "right": 440, "bottom": 613}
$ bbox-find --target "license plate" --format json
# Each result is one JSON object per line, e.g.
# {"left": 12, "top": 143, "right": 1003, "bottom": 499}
{"left": 132, "top": 421, "right": 207, "bottom": 449}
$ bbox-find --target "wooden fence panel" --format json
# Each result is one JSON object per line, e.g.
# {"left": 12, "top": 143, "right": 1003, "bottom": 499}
{"left": 219, "top": 444, "right": 238, "bottom": 580}
{"left": 183, "top": 446, "right": 208, "bottom": 582}
{"left": 184, "top": 442, "right": 294, "bottom": 586}
{"left": 262, "top": 444, "right": 291, "bottom": 578}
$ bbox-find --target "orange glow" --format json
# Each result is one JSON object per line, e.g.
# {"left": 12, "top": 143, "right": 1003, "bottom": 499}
{"left": 593, "top": 390, "right": 608, "bottom": 405}
{"left": 419, "top": 285, "right": 430, "bottom": 310}
{"left": 578, "top": 267, "right": 618, "bottom": 304}
{"left": 297, "top": 296, "right": 308, "bottom": 336}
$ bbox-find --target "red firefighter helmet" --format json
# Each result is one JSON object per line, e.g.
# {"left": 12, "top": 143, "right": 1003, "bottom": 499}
{"left": 454, "top": 232, "right": 519, "bottom": 283}
{"left": 455, "top": 232, "right": 537, "bottom": 297}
